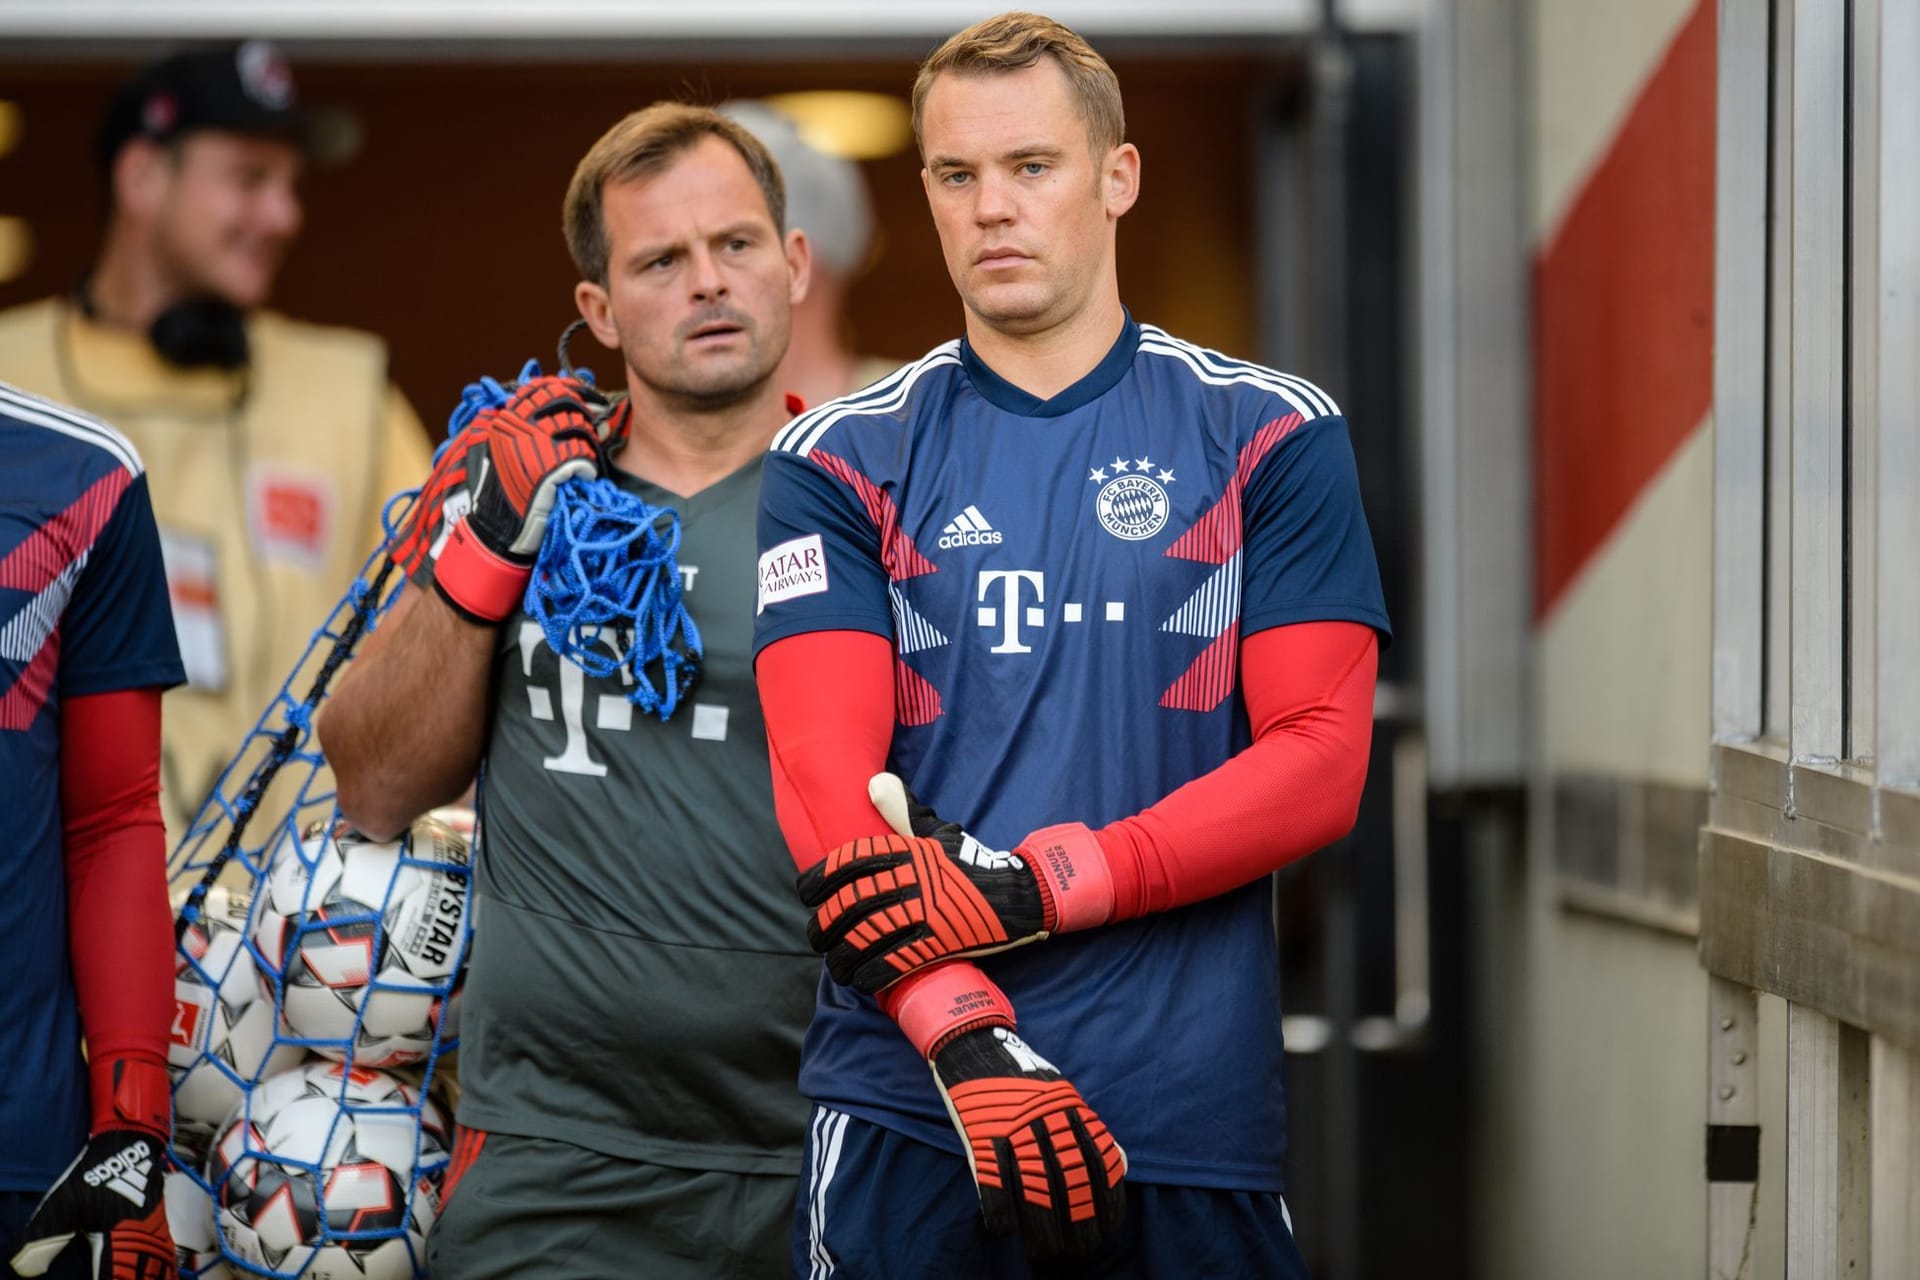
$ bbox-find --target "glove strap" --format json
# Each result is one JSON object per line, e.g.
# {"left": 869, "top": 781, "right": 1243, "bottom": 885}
{"left": 1023, "top": 823, "right": 1114, "bottom": 934}
{"left": 89, "top": 1055, "right": 169, "bottom": 1139}
{"left": 881, "top": 966, "right": 1016, "bottom": 1060}
{"left": 433, "top": 518, "right": 531, "bottom": 624}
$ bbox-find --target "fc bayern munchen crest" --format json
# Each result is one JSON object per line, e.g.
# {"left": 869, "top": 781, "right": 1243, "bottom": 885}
{"left": 1091, "top": 454, "right": 1174, "bottom": 541}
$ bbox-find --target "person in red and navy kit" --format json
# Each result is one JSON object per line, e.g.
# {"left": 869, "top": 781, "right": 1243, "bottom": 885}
{"left": 2, "top": 382, "right": 185, "bottom": 1280}
{"left": 753, "top": 12, "right": 1389, "bottom": 1278}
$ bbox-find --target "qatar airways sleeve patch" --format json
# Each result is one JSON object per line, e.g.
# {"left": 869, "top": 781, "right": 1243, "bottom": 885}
{"left": 757, "top": 534, "right": 829, "bottom": 615}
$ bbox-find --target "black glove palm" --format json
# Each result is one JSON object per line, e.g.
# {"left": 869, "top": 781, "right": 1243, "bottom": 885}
{"left": 9, "top": 1128, "right": 175, "bottom": 1280}
{"left": 931, "top": 1024, "right": 1129, "bottom": 1259}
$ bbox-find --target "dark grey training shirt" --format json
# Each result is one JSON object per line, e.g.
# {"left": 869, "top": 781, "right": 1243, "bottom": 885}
{"left": 421, "top": 458, "right": 819, "bottom": 1173}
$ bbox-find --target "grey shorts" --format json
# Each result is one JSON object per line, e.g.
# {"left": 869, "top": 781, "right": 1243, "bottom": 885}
{"left": 427, "top": 1130, "right": 798, "bottom": 1280}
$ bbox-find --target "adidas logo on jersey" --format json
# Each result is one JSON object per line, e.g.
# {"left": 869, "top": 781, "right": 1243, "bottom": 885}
{"left": 82, "top": 1139, "right": 155, "bottom": 1206}
{"left": 938, "top": 506, "right": 1003, "bottom": 549}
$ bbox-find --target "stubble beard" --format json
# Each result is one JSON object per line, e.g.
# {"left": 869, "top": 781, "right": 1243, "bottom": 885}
{"left": 963, "top": 275, "right": 1060, "bottom": 336}
{"left": 156, "top": 211, "right": 279, "bottom": 311}
{"left": 627, "top": 329, "right": 783, "bottom": 412}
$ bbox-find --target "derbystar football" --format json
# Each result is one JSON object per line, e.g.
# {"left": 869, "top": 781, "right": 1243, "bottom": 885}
{"left": 207, "top": 1060, "right": 450, "bottom": 1280}
{"left": 253, "top": 817, "right": 472, "bottom": 1068}
{"left": 170, "top": 886, "right": 305, "bottom": 1162}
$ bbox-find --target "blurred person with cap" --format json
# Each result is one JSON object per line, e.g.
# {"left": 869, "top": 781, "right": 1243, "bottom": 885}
{"left": 0, "top": 41, "right": 432, "bottom": 839}
{"left": 721, "top": 100, "right": 902, "bottom": 406}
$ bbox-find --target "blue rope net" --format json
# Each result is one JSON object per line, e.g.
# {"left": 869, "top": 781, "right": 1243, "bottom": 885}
{"left": 165, "top": 508, "right": 464, "bottom": 1280}
{"left": 458, "top": 360, "right": 704, "bottom": 721}
{"left": 529, "top": 475, "right": 703, "bottom": 721}
{"left": 163, "top": 356, "right": 693, "bottom": 1278}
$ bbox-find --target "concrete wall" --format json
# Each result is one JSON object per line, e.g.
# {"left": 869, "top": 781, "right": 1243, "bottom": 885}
{"left": 1468, "top": 1, "right": 1786, "bottom": 1274}
{"left": 1470, "top": 811, "right": 1785, "bottom": 1278}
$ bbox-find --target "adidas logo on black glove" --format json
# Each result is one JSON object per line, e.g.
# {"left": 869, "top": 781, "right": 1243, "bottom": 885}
{"left": 78, "top": 1138, "right": 155, "bottom": 1206}
{"left": 10, "top": 1128, "right": 173, "bottom": 1279}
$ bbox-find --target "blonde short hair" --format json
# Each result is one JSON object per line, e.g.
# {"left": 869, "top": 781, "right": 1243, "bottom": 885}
{"left": 911, "top": 11, "right": 1125, "bottom": 157}
{"left": 563, "top": 102, "right": 786, "bottom": 285}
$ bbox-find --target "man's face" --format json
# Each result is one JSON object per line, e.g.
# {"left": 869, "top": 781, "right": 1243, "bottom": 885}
{"left": 588, "top": 135, "right": 804, "bottom": 409}
{"left": 152, "top": 132, "right": 304, "bottom": 309}
{"left": 919, "top": 58, "right": 1130, "bottom": 336}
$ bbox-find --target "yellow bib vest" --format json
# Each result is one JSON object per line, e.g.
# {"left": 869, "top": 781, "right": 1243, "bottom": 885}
{"left": 0, "top": 298, "right": 433, "bottom": 841}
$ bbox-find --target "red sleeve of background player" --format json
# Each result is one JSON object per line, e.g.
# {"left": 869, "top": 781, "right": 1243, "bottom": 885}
{"left": 1093, "top": 620, "right": 1378, "bottom": 920}
{"left": 61, "top": 687, "right": 173, "bottom": 1135}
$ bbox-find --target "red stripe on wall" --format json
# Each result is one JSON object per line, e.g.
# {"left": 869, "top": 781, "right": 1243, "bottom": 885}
{"left": 1533, "top": 0, "right": 1715, "bottom": 619}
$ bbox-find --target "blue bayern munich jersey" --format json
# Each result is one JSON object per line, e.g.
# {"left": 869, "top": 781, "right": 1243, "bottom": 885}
{"left": 754, "top": 316, "right": 1390, "bottom": 1190}
{"left": 0, "top": 382, "right": 184, "bottom": 1189}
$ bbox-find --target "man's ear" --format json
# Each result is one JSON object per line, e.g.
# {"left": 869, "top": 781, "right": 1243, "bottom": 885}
{"left": 785, "top": 227, "right": 814, "bottom": 309}
{"left": 1104, "top": 143, "right": 1141, "bottom": 220}
{"left": 574, "top": 279, "right": 622, "bottom": 350}
{"left": 112, "top": 139, "right": 172, "bottom": 222}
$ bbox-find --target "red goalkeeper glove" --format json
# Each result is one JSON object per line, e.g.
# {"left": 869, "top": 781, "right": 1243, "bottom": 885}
{"left": 889, "top": 968, "right": 1127, "bottom": 1258}
{"left": 424, "top": 376, "right": 621, "bottom": 624}
{"left": 796, "top": 773, "right": 1115, "bottom": 992}
{"left": 9, "top": 1058, "right": 175, "bottom": 1280}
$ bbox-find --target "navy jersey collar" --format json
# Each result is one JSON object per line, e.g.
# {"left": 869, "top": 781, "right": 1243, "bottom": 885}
{"left": 959, "top": 312, "right": 1139, "bottom": 418}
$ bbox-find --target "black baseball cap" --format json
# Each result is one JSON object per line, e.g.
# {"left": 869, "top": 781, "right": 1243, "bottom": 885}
{"left": 95, "top": 40, "right": 356, "bottom": 171}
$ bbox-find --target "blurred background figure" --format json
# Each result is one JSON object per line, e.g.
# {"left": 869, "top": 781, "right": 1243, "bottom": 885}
{"left": 0, "top": 41, "right": 431, "bottom": 838}
{"left": 721, "top": 99, "right": 901, "bottom": 405}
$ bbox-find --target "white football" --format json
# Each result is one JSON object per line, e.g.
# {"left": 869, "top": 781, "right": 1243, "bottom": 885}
{"left": 207, "top": 1061, "right": 450, "bottom": 1280}
{"left": 164, "top": 1169, "right": 233, "bottom": 1280}
{"left": 169, "top": 886, "right": 305, "bottom": 1161}
{"left": 253, "top": 817, "right": 472, "bottom": 1069}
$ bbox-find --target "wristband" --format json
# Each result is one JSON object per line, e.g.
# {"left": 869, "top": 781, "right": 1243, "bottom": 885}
{"left": 1024, "top": 823, "right": 1115, "bottom": 933}
{"left": 433, "top": 518, "right": 531, "bottom": 624}
{"left": 879, "top": 965, "right": 1016, "bottom": 1058}
{"left": 89, "top": 1055, "right": 170, "bottom": 1139}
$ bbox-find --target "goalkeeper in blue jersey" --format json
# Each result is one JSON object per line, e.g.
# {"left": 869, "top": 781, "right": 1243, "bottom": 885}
{"left": 317, "top": 104, "right": 821, "bottom": 1279}
{"left": 2, "top": 385, "right": 186, "bottom": 1280}
{"left": 754, "top": 12, "right": 1389, "bottom": 1276}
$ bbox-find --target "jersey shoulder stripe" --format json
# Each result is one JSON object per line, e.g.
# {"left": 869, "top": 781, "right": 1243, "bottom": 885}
{"left": 771, "top": 341, "right": 962, "bottom": 458}
{"left": 0, "top": 381, "right": 145, "bottom": 476}
{"left": 1137, "top": 325, "right": 1340, "bottom": 420}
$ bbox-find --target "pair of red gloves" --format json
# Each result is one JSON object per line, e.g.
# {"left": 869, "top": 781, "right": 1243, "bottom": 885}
{"left": 801, "top": 774, "right": 1130, "bottom": 1259}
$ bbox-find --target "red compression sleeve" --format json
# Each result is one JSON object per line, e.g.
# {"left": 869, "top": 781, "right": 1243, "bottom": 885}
{"left": 756, "top": 629, "right": 897, "bottom": 866}
{"left": 757, "top": 630, "right": 1010, "bottom": 1051}
{"left": 1094, "top": 621, "right": 1378, "bottom": 921}
{"left": 61, "top": 687, "right": 173, "bottom": 1136}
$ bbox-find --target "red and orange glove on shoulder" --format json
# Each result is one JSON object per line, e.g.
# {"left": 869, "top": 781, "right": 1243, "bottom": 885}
{"left": 797, "top": 773, "right": 1115, "bottom": 993}
{"left": 413, "top": 376, "right": 622, "bottom": 625}
{"left": 10, "top": 1056, "right": 175, "bottom": 1280}
{"left": 887, "top": 967, "right": 1127, "bottom": 1259}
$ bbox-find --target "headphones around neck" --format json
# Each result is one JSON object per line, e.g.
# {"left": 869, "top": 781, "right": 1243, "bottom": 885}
{"left": 76, "top": 285, "right": 251, "bottom": 371}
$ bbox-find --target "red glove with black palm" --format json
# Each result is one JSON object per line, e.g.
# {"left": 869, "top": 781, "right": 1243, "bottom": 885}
{"left": 797, "top": 772, "right": 1115, "bottom": 993}
{"left": 9, "top": 1058, "right": 175, "bottom": 1280}
{"left": 885, "top": 966, "right": 1128, "bottom": 1259}
{"left": 394, "top": 376, "right": 627, "bottom": 624}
